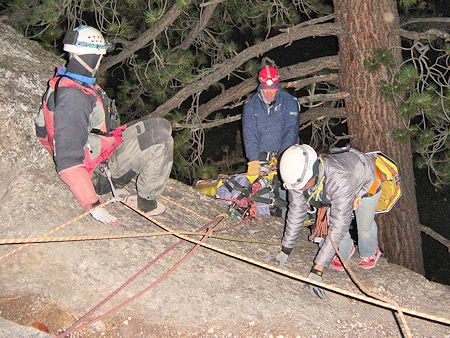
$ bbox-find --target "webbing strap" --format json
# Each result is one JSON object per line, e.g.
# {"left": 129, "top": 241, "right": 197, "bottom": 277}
{"left": 53, "top": 76, "right": 65, "bottom": 107}
{"left": 308, "top": 157, "right": 326, "bottom": 204}
{"left": 229, "top": 178, "right": 251, "bottom": 196}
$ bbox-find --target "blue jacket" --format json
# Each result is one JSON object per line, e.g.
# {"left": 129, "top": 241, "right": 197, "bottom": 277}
{"left": 242, "top": 87, "right": 300, "bottom": 161}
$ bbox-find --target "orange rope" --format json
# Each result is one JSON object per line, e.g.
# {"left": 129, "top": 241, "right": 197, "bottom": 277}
{"left": 309, "top": 207, "right": 329, "bottom": 241}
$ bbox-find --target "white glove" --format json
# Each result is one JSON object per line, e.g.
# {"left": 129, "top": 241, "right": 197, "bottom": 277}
{"left": 275, "top": 251, "right": 289, "bottom": 268}
{"left": 90, "top": 207, "right": 118, "bottom": 224}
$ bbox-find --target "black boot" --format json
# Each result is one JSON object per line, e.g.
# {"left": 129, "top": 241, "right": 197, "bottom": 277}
{"left": 137, "top": 195, "right": 157, "bottom": 212}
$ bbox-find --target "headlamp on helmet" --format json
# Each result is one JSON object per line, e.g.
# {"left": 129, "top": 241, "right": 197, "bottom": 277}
{"left": 258, "top": 65, "right": 280, "bottom": 88}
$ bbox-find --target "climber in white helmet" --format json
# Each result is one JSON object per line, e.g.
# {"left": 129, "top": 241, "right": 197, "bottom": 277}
{"left": 277, "top": 144, "right": 382, "bottom": 298}
{"left": 35, "top": 26, "right": 173, "bottom": 225}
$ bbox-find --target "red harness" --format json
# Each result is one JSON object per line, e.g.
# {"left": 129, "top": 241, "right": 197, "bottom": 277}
{"left": 40, "top": 75, "right": 123, "bottom": 174}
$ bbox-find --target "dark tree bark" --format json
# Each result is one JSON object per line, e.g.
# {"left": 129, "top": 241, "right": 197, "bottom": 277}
{"left": 333, "top": 0, "right": 424, "bottom": 273}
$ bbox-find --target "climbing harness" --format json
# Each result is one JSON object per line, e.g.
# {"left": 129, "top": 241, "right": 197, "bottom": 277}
{"left": 216, "top": 172, "right": 278, "bottom": 220}
{"left": 302, "top": 157, "right": 330, "bottom": 243}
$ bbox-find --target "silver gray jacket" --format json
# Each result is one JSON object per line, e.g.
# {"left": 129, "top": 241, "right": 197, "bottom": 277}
{"left": 282, "top": 149, "right": 375, "bottom": 266}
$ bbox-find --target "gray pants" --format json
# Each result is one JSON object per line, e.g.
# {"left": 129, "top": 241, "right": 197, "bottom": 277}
{"left": 338, "top": 190, "right": 381, "bottom": 259}
{"left": 108, "top": 118, "right": 173, "bottom": 200}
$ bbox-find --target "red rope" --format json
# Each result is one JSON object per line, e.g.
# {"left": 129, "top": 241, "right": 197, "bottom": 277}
{"left": 58, "top": 216, "right": 223, "bottom": 337}
{"left": 309, "top": 207, "right": 329, "bottom": 241}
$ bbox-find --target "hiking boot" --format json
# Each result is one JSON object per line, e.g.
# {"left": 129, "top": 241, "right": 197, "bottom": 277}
{"left": 123, "top": 195, "right": 166, "bottom": 216}
{"left": 358, "top": 248, "right": 382, "bottom": 270}
{"left": 331, "top": 244, "right": 356, "bottom": 272}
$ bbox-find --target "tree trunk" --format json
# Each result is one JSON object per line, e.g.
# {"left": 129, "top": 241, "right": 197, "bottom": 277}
{"left": 333, "top": 0, "right": 424, "bottom": 273}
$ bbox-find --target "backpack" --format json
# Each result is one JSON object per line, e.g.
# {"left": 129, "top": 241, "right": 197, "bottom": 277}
{"left": 366, "top": 151, "right": 402, "bottom": 214}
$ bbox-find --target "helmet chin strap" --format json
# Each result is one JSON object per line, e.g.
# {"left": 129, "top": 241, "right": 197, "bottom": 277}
{"left": 72, "top": 54, "right": 103, "bottom": 76}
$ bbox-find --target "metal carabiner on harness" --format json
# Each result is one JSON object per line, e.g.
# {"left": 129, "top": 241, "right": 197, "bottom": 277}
{"left": 228, "top": 202, "right": 250, "bottom": 221}
{"left": 99, "top": 162, "right": 119, "bottom": 201}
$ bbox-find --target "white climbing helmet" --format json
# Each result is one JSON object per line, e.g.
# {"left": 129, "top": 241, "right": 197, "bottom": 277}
{"left": 280, "top": 144, "right": 318, "bottom": 190}
{"left": 63, "top": 25, "right": 108, "bottom": 55}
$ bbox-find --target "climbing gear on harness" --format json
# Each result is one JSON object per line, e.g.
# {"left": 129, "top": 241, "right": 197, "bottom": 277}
{"left": 216, "top": 173, "right": 276, "bottom": 220}
{"left": 259, "top": 151, "right": 279, "bottom": 173}
{"left": 99, "top": 162, "right": 119, "bottom": 198}
{"left": 280, "top": 144, "right": 318, "bottom": 190}
{"left": 308, "top": 206, "right": 329, "bottom": 244}
{"left": 305, "top": 157, "right": 328, "bottom": 207}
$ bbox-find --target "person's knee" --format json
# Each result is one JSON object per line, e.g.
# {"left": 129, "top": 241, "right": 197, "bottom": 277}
{"left": 143, "top": 118, "right": 172, "bottom": 134}
{"left": 159, "top": 118, "right": 172, "bottom": 134}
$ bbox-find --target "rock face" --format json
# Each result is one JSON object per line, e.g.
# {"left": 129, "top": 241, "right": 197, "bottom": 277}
{"left": 0, "top": 23, "right": 449, "bottom": 337}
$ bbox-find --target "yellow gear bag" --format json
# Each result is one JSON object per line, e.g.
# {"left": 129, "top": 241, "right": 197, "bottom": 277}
{"left": 366, "top": 151, "right": 402, "bottom": 214}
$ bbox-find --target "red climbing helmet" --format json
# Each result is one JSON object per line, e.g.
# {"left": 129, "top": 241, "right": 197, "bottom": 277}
{"left": 258, "top": 65, "right": 280, "bottom": 88}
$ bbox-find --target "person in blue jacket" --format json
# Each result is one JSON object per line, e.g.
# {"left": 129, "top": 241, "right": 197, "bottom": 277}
{"left": 242, "top": 65, "right": 300, "bottom": 176}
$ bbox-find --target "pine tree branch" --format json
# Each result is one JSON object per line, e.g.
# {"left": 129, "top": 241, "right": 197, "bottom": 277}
{"left": 285, "top": 73, "right": 339, "bottom": 90}
{"left": 173, "top": 114, "right": 241, "bottom": 131}
{"left": 174, "top": 1, "right": 220, "bottom": 51}
{"left": 100, "top": 2, "right": 190, "bottom": 74}
{"left": 400, "top": 17, "right": 450, "bottom": 27}
{"left": 398, "top": 28, "right": 449, "bottom": 40}
{"left": 196, "top": 56, "right": 339, "bottom": 120}
{"left": 199, "top": 0, "right": 226, "bottom": 7}
{"left": 299, "top": 91, "right": 349, "bottom": 104}
{"left": 173, "top": 106, "right": 347, "bottom": 131}
{"left": 142, "top": 19, "right": 339, "bottom": 120}
{"left": 300, "top": 107, "right": 347, "bottom": 125}
{"left": 418, "top": 224, "right": 450, "bottom": 252}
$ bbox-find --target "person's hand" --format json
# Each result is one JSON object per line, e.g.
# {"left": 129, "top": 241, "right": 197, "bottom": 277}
{"left": 353, "top": 196, "right": 362, "bottom": 210}
{"left": 307, "top": 271, "right": 327, "bottom": 299}
{"left": 90, "top": 207, "right": 120, "bottom": 226}
{"left": 247, "top": 160, "right": 260, "bottom": 176}
{"left": 275, "top": 251, "right": 289, "bottom": 268}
